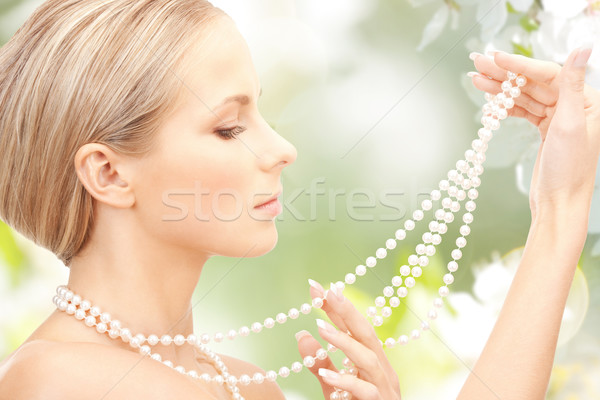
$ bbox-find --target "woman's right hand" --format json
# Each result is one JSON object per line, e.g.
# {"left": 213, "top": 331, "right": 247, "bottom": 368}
{"left": 469, "top": 47, "right": 600, "bottom": 225}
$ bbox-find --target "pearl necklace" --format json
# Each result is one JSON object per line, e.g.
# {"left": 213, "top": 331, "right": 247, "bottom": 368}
{"left": 53, "top": 71, "right": 525, "bottom": 400}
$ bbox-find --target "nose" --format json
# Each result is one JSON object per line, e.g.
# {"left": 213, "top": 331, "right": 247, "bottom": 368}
{"left": 259, "top": 122, "right": 297, "bottom": 171}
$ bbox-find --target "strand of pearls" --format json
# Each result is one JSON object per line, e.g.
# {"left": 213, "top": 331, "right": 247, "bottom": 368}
{"left": 53, "top": 71, "right": 525, "bottom": 399}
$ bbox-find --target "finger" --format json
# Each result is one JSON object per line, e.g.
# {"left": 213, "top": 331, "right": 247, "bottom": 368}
{"left": 471, "top": 54, "right": 558, "bottom": 106}
{"left": 316, "top": 318, "right": 387, "bottom": 385}
{"left": 295, "top": 330, "right": 338, "bottom": 397}
{"left": 323, "top": 285, "right": 397, "bottom": 381}
{"left": 470, "top": 74, "right": 548, "bottom": 117}
{"left": 507, "top": 104, "right": 544, "bottom": 127}
{"left": 555, "top": 47, "right": 591, "bottom": 125}
{"left": 490, "top": 50, "right": 561, "bottom": 85}
{"left": 308, "top": 279, "right": 350, "bottom": 333}
{"left": 319, "top": 368, "right": 384, "bottom": 400}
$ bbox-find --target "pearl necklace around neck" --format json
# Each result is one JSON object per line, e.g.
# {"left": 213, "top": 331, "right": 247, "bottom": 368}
{"left": 54, "top": 71, "right": 526, "bottom": 400}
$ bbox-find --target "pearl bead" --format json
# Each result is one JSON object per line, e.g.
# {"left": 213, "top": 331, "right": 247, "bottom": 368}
{"left": 300, "top": 303, "right": 311, "bottom": 314}
{"left": 503, "top": 97, "right": 515, "bottom": 109}
{"left": 395, "top": 229, "right": 406, "bottom": 240}
{"left": 366, "top": 256, "right": 377, "bottom": 267}
{"left": 382, "top": 307, "right": 392, "bottom": 317}
{"left": 456, "top": 189, "right": 467, "bottom": 201}
{"left": 330, "top": 392, "right": 341, "bottom": 400}
{"left": 84, "top": 316, "right": 96, "bottom": 327}
{"left": 373, "top": 316, "right": 383, "bottom": 326}
{"left": 411, "top": 267, "right": 422, "bottom": 278}
{"left": 434, "top": 298, "right": 444, "bottom": 308}
{"left": 412, "top": 210, "right": 424, "bottom": 221}
{"left": 437, "top": 223, "right": 448, "bottom": 234}
{"left": 451, "top": 249, "right": 462, "bottom": 260}
{"left": 404, "top": 219, "right": 415, "bottom": 231}
{"left": 276, "top": 313, "right": 287, "bottom": 324}
{"left": 509, "top": 86, "right": 521, "bottom": 98}
{"left": 278, "top": 367, "right": 290, "bottom": 378}
{"left": 443, "top": 273, "right": 455, "bottom": 285}
{"left": 90, "top": 306, "right": 101, "bottom": 317}
{"left": 108, "top": 329, "right": 120, "bottom": 339}
{"left": 303, "top": 356, "right": 315, "bottom": 368}
{"left": 439, "top": 286, "right": 449, "bottom": 297}
{"left": 316, "top": 348, "right": 328, "bottom": 360}
{"left": 312, "top": 297, "right": 323, "bottom": 308}
{"left": 383, "top": 286, "right": 394, "bottom": 297}
{"left": 74, "top": 309, "right": 86, "bottom": 320}
{"left": 397, "top": 287, "right": 408, "bottom": 297}
{"left": 151, "top": 353, "right": 162, "bottom": 362}
{"left": 80, "top": 300, "right": 91, "bottom": 311}
{"left": 71, "top": 294, "right": 81, "bottom": 306}
{"left": 471, "top": 176, "right": 481, "bottom": 187}
{"left": 110, "top": 320, "right": 121, "bottom": 330}
{"left": 100, "top": 312, "right": 111, "bottom": 324}
{"left": 507, "top": 71, "right": 517, "bottom": 80}
{"left": 188, "top": 370, "right": 198, "bottom": 379}
{"left": 292, "top": 361, "right": 302, "bottom": 373}
{"left": 399, "top": 335, "right": 409, "bottom": 345}
{"left": 134, "top": 333, "right": 145, "bottom": 344}
{"left": 120, "top": 328, "right": 132, "bottom": 342}
{"left": 421, "top": 321, "right": 430, "bottom": 331}
{"left": 448, "top": 185, "right": 458, "bottom": 197}
{"left": 375, "top": 296, "right": 386, "bottom": 307}
{"left": 385, "top": 338, "right": 396, "bottom": 348}
{"left": 429, "top": 221, "right": 439, "bottom": 232}
{"left": 227, "top": 376, "right": 237, "bottom": 386}
{"left": 431, "top": 189, "right": 441, "bottom": 200}
{"left": 448, "top": 261, "right": 458, "bottom": 272}
{"left": 163, "top": 360, "right": 174, "bottom": 368}
{"left": 375, "top": 247, "right": 387, "bottom": 259}
{"left": 444, "top": 212, "right": 454, "bottom": 223}
{"left": 96, "top": 322, "right": 107, "bottom": 333}
{"left": 421, "top": 199, "right": 432, "bottom": 210}
{"left": 428, "top": 309, "right": 438, "bottom": 320}
{"left": 140, "top": 345, "right": 151, "bottom": 355}
{"left": 411, "top": 329, "right": 421, "bottom": 340}
{"left": 439, "top": 180, "right": 450, "bottom": 190}
{"left": 416, "top": 243, "right": 426, "bottom": 255}
{"left": 390, "top": 297, "right": 400, "bottom": 307}
{"left": 355, "top": 264, "right": 367, "bottom": 276}
{"left": 251, "top": 322, "right": 263, "bottom": 333}
{"left": 468, "top": 189, "right": 478, "bottom": 199}
{"left": 392, "top": 276, "right": 402, "bottom": 287}
{"left": 58, "top": 300, "right": 68, "bottom": 311}
{"left": 516, "top": 75, "right": 527, "bottom": 87}
{"left": 367, "top": 306, "right": 377, "bottom": 317}
{"left": 400, "top": 264, "right": 410, "bottom": 276}
{"left": 253, "top": 372, "right": 265, "bottom": 383}
{"left": 463, "top": 213, "right": 474, "bottom": 224}
{"left": 186, "top": 334, "right": 197, "bottom": 344}
{"left": 460, "top": 224, "right": 471, "bottom": 236}
{"left": 264, "top": 318, "right": 275, "bottom": 329}
{"left": 174, "top": 334, "right": 185, "bottom": 346}
{"left": 425, "top": 245, "right": 436, "bottom": 256}
{"left": 408, "top": 255, "right": 418, "bottom": 266}
{"left": 239, "top": 374, "right": 251, "bottom": 385}
{"left": 434, "top": 208, "right": 445, "bottom": 220}
{"left": 451, "top": 201, "right": 461, "bottom": 212}
{"left": 497, "top": 108, "right": 508, "bottom": 120}
{"left": 501, "top": 80, "right": 512, "bottom": 91}
{"left": 383, "top": 240, "right": 397, "bottom": 253}
{"left": 432, "top": 234, "right": 442, "bottom": 245}
{"left": 160, "top": 335, "right": 172, "bottom": 345}
{"left": 288, "top": 308, "right": 300, "bottom": 319}
{"left": 456, "top": 237, "right": 467, "bottom": 248}
{"left": 441, "top": 197, "right": 452, "bottom": 209}
{"left": 129, "top": 337, "right": 141, "bottom": 348}
{"left": 422, "top": 232, "right": 433, "bottom": 243}
{"left": 66, "top": 304, "right": 76, "bottom": 315}
{"left": 404, "top": 277, "right": 415, "bottom": 288}
{"left": 200, "top": 333, "right": 210, "bottom": 344}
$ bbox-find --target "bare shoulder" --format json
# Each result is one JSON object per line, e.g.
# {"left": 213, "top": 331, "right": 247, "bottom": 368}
{"left": 0, "top": 340, "right": 217, "bottom": 400}
{"left": 217, "top": 353, "right": 286, "bottom": 400}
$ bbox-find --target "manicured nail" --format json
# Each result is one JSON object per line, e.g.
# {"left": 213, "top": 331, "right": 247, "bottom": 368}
{"left": 486, "top": 49, "right": 507, "bottom": 57}
{"left": 318, "top": 368, "right": 341, "bottom": 383}
{"left": 469, "top": 52, "right": 483, "bottom": 61}
{"left": 574, "top": 47, "right": 593, "bottom": 68}
{"left": 467, "top": 71, "right": 480, "bottom": 78}
{"left": 308, "top": 279, "right": 324, "bottom": 296}
{"left": 295, "top": 330, "right": 311, "bottom": 341}
{"left": 327, "top": 282, "right": 344, "bottom": 302}
{"left": 316, "top": 318, "right": 337, "bottom": 334}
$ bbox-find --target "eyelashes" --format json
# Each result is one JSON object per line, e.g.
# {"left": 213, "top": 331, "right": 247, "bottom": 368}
{"left": 214, "top": 125, "right": 247, "bottom": 140}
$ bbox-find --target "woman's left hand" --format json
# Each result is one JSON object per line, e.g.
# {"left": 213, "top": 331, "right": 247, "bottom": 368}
{"left": 295, "top": 280, "right": 401, "bottom": 400}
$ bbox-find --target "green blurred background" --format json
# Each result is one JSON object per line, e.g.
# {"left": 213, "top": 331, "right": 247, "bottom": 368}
{"left": 1, "top": 0, "right": 598, "bottom": 398}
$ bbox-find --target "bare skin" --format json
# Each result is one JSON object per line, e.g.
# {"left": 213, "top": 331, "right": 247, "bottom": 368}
{"left": 0, "top": 10, "right": 598, "bottom": 400}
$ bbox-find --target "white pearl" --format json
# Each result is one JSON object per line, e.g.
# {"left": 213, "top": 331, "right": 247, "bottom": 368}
{"left": 355, "top": 264, "right": 367, "bottom": 276}
{"left": 439, "top": 286, "right": 450, "bottom": 297}
{"left": 411, "top": 329, "right": 421, "bottom": 340}
{"left": 448, "top": 186, "right": 458, "bottom": 197}
{"left": 278, "top": 367, "right": 290, "bottom": 378}
{"left": 382, "top": 306, "right": 392, "bottom": 317}
{"left": 90, "top": 306, "right": 101, "bottom": 317}
{"left": 74, "top": 309, "right": 86, "bottom": 320}
{"left": 411, "top": 267, "right": 422, "bottom": 278}
{"left": 187, "top": 370, "right": 198, "bottom": 379}
{"left": 444, "top": 212, "right": 454, "bottom": 223}
{"left": 71, "top": 294, "right": 81, "bottom": 306}
{"left": 375, "top": 296, "right": 386, "bottom": 307}
{"left": 100, "top": 312, "right": 111, "bottom": 324}
{"left": 200, "top": 333, "right": 210, "bottom": 344}
{"left": 503, "top": 97, "right": 515, "bottom": 109}
{"left": 395, "top": 229, "right": 406, "bottom": 240}
{"left": 397, "top": 287, "right": 408, "bottom": 297}
{"left": 471, "top": 176, "right": 481, "bottom": 187}
{"left": 134, "top": 334, "right": 145, "bottom": 344}
{"left": 516, "top": 75, "right": 527, "bottom": 87}
{"left": 253, "top": 372, "right": 265, "bottom": 383}
{"left": 120, "top": 328, "right": 132, "bottom": 342}
{"left": 404, "top": 219, "right": 415, "bottom": 231}
{"left": 110, "top": 320, "right": 121, "bottom": 330}
{"left": 468, "top": 189, "right": 478, "bottom": 200}
{"left": 227, "top": 375, "right": 237, "bottom": 386}
{"left": 129, "top": 337, "right": 141, "bottom": 348}
{"left": 404, "top": 277, "right": 415, "bottom": 288}
{"left": 163, "top": 360, "right": 174, "bottom": 368}
{"left": 375, "top": 247, "right": 387, "bottom": 259}
{"left": 239, "top": 374, "right": 251, "bottom": 385}
{"left": 501, "top": 80, "right": 512, "bottom": 91}
{"left": 239, "top": 326, "right": 251, "bottom": 337}
{"left": 456, "top": 237, "right": 467, "bottom": 248}
{"left": 421, "top": 321, "right": 430, "bottom": 330}
{"left": 484, "top": 92, "right": 493, "bottom": 102}
{"left": 366, "top": 256, "right": 377, "bottom": 267}
{"left": 431, "top": 189, "right": 441, "bottom": 201}
{"left": 58, "top": 300, "right": 68, "bottom": 311}
{"left": 432, "top": 234, "right": 442, "bottom": 245}
{"left": 456, "top": 160, "right": 468, "bottom": 172}
{"left": 399, "top": 335, "right": 409, "bottom": 345}
{"left": 276, "top": 313, "right": 287, "bottom": 324}
{"left": 421, "top": 199, "right": 433, "bottom": 210}
{"left": 390, "top": 297, "right": 400, "bottom": 307}
{"left": 507, "top": 71, "right": 517, "bottom": 80}
{"left": 429, "top": 221, "right": 439, "bottom": 232}
{"left": 478, "top": 128, "right": 492, "bottom": 142}
{"left": 303, "top": 356, "right": 315, "bottom": 368}
{"left": 316, "top": 348, "right": 328, "bottom": 360}
{"left": 451, "top": 249, "right": 462, "bottom": 260}
{"left": 448, "top": 261, "right": 458, "bottom": 272}
{"left": 151, "top": 353, "right": 162, "bottom": 362}
{"left": 497, "top": 108, "right": 508, "bottom": 120}
{"left": 448, "top": 169, "right": 458, "bottom": 181}
{"left": 292, "top": 361, "right": 302, "bottom": 373}
{"left": 418, "top": 256, "right": 429, "bottom": 267}
{"left": 422, "top": 232, "right": 433, "bottom": 243}
{"left": 391, "top": 276, "right": 402, "bottom": 287}
{"left": 373, "top": 316, "right": 383, "bottom": 326}
{"left": 463, "top": 213, "right": 474, "bottom": 224}
{"left": 251, "top": 322, "right": 263, "bottom": 333}
{"left": 312, "top": 297, "right": 323, "bottom": 308}
{"left": 456, "top": 189, "right": 467, "bottom": 201}
{"left": 434, "top": 298, "right": 444, "bottom": 308}
{"left": 509, "top": 86, "right": 521, "bottom": 98}
{"left": 84, "top": 316, "right": 96, "bottom": 327}
{"left": 96, "top": 322, "right": 107, "bottom": 333}
{"left": 80, "top": 300, "right": 91, "bottom": 311}
{"left": 174, "top": 334, "right": 185, "bottom": 346}
{"left": 108, "top": 329, "right": 120, "bottom": 339}
{"left": 425, "top": 245, "right": 436, "bottom": 256}
{"left": 460, "top": 225, "right": 471, "bottom": 236}
{"left": 472, "top": 139, "right": 484, "bottom": 152}
{"left": 412, "top": 210, "right": 424, "bottom": 221}
{"left": 408, "top": 254, "right": 418, "bottom": 266}
{"left": 434, "top": 208, "right": 445, "bottom": 220}
{"left": 300, "top": 303, "right": 311, "bottom": 314}
{"left": 385, "top": 338, "right": 396, "bottom": 348}
{"left": 437, "top": 223, "right": 448, "bottom": 234}
{"left": 399, "top": 265, "right": 411, "bottom": 276}
{"left": 416, "top": 243, "right": 426, "bottom": 255}
{"left": 428, "top": 309, "right": 438, "bottom": 320}
{"left": 383, "top": 286, "right": 394, "bottom": 297}
{"left": 288, "top": 308, "right": 300, "bottom": 319}
{"left": 140, "top": 345, "right": 151, "bottom": 356}
{"left": 439, "top": 180, "right": 450, "bottom": 190}
{"left": 386, "top": 238, "right": 397, "bottom": 249}
{"left": 451, "top": 201, "right": 461, "bottom": 212}
{"left": 264, "top": 318, "right": 275, "bottom": 329}
{"left": 367, "top": 306, "right": 377, "bottom": 317}
{"left": 160, "top": 335, "right": 172, "bottom": 345}
{"left": 330, "top": 392, "right": 341, "bottom": 400}
{"left": 66, "top": 304, "right": 76, "bottom": 315}
{"left": 444, "top": 273, "right": 455, "bottom": 285}
{"left": 186, "top": 334, "right": 197, "bottom": 344}
{"left": 64, "top": 290, "right": 74, "bottom": 301}
{"left": 200, "top": 373, "right": 211, "bottom": 382}
{"left": 441, "top": 197, "right": 452, "bottom": 209}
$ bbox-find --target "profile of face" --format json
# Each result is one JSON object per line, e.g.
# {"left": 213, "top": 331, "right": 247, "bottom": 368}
{"left": 121, "top": 15, "right": 297, "bottom": 260}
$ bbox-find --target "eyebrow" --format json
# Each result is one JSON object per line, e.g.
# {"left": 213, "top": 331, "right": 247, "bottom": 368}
{"left": 213, "top": 87, "right": 262, "bottom": 111}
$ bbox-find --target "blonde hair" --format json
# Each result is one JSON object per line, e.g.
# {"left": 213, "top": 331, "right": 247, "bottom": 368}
{"left": 0, "top": 0, "right": 225, "bottom": 266}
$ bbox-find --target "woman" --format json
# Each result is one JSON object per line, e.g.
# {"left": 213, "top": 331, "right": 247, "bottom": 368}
{"left": 0, "top": 1, "right": 597, "bottom": 399}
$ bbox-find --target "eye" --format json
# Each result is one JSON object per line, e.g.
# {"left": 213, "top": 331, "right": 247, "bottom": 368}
{"left": 214, "top": 125, "right": 247, "bottom": 140}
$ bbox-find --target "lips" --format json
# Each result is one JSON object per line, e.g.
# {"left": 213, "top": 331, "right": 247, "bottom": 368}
{"left": 254, "top": 190, "right": 282, "bottom": 208}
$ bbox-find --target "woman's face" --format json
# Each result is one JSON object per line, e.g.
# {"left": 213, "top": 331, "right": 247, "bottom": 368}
{"left": 132, "top": 15, "right": 297, "bottom": 258}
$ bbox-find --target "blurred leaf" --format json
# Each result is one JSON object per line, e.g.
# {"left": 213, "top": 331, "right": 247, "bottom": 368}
{"left": 519, "top": 15, "right": 540, "bottom": 32}
{"left": 511, "top": 41, "right": 533, "bottom": 57}
{"left": 416, "top": 4, "right": 449, "bottom": 52}
{"left": 0, "top": 221, "right": 26, "bottom": 286}
{"left": 506, "top": 2, "right": 518, "bottom": 13}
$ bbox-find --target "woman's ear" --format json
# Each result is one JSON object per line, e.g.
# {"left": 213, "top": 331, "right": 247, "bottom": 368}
{"left": 74, "top": 143, "right": 136, "bottom": 208}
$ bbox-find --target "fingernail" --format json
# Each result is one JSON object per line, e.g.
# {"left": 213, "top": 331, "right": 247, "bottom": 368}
{"left": 295, "top": 330, "right": 311, "bottom": 342}
{"left": 469, "top": 52, "right": 483, "bottom": 61}
{"left": 574, "top": 47, "right": 593, "bottom": 68}
{"left": 316, "top": 318, "right": 337, "bottom": 334}
{"left": 327, "top": 282, "right": 345, "bottom": 303}
{"left": 467, "top": 71, "right": 480, "bottom": 78}
{"left": 308, "top": 279, "right": 324, "bottom": 296}
{"left": 318, "top": 368, "right": 341, "bottom": 383}
{"left": 486, "top": 49, "right": 506, "bottom": 57}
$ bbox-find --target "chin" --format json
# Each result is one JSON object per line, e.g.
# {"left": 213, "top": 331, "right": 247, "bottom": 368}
{"left": 218, "top": 223, "right": 279, "bottom": 258}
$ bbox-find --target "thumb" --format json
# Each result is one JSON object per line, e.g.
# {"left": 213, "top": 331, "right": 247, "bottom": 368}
{"left": 557, "top": 46, "right": 592, "bottom": 109}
